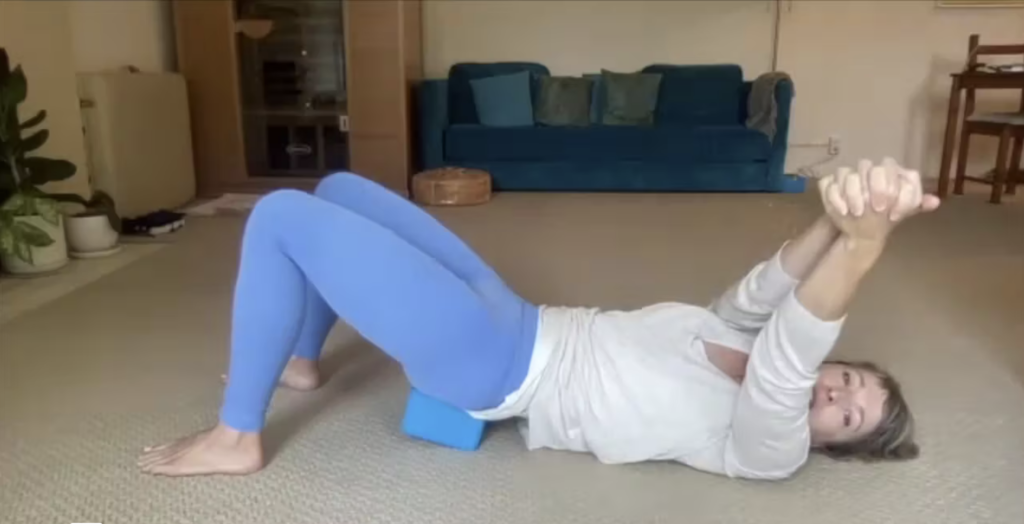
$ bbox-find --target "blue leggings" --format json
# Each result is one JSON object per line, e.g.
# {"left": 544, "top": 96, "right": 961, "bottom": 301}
{"left": 219, "top": 173, "right": 539, "bottom": 432}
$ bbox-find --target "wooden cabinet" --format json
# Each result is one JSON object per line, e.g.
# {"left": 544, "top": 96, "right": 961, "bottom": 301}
{"left": 172, "top": 0, "right": 421, "bottom": 197}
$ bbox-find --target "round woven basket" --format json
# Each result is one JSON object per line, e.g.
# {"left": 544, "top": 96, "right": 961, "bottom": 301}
{"left": 412, "top": 167, "right": 492, "bottom": 206}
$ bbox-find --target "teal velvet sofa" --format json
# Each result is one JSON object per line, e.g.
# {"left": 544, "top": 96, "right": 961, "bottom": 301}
{"left": 418, "top": 62, "right": 800, "bottom": 192}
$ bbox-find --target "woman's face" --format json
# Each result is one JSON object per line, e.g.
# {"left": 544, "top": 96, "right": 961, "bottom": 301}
{"left": 809, "top": 363, "right": 888, "bottom": 446}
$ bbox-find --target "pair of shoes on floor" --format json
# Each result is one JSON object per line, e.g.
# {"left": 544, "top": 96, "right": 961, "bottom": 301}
{"left": 121, "top": 210, "right": 186, "bottom": 236}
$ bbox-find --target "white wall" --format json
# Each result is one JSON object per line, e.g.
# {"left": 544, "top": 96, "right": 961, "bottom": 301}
{"left": 0, "top": 0, "right": 178, "bottom": 197}
{"left": 0, "top": 1, "right": 90, "bottom": 196}
{"left": 423, "top": 0, "right": 1024, "bottom": 177}
{"left": 424, "top": 0, "right": 777, "bottom": 78}
{"left": 69, "top": 0, "right": 176, "bottom": 73}
{"left": 777, "top": 0, "right": 1024, "bottom": 176}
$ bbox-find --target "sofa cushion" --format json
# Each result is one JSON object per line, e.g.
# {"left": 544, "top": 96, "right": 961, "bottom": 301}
{"left": 445, "top": 124, "right": 771, "bottom": 164}
{"left": 600, "top": 70, "right": 662, "bottom": 126}
{"left": 448, "top": 62, "right": 550, "bottom": 125}
{"left": 535, "top": 76, "right": 593, "bottom": 127}
{"left": 470, "top": 71, "right": 535, "bottom": 127}
{"left": 583, "top": 73, "right": 605, "bottom": 124}
{"left": 641, "top": 64, "right": 744, "bottom": 126}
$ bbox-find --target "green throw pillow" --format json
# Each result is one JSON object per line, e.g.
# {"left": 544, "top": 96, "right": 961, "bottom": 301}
{"left": 600, "top": 69, "right": 662, "bottom": 126}
{"left": 534, "top": 76, "right": 593, "bottom": 127}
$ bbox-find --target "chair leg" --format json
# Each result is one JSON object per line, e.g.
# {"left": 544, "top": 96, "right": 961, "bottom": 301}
{"left": 1007, "top": 135, "right": 1023, "bottom": 196}
{"left": 990, "top": 127, "right": 1012, "bottom": 204}
{"left": 953, "top": 127, "right": 972, "bottom": 195}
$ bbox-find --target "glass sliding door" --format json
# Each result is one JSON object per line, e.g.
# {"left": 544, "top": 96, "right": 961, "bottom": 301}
{"left": 235, "top": 0, "right": 348, "bottom": 179}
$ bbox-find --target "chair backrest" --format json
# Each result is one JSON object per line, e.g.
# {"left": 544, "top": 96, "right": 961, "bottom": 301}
{"left": 966, "top": 34, "right": 1024, "bottom": 72}
{"left": 963, "top": 34, "right": 1024, "bottom": 116}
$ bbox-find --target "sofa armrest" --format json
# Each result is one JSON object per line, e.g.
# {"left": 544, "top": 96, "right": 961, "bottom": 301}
{"left": 771, "top": 78, "right": 794, "bottom": 147}
{"left": 767, "top": 78, "right": 795, "bottom": 188}
{"left": 418, "top": 79, "right": 449, "bottom": 170}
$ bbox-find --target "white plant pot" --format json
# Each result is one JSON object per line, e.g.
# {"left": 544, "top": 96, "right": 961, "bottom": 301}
{"left": 66, "top": 214, "right": 120, "bottom": 255}
{"left": 0, "top": 215, "right": 70, "bottom": 276}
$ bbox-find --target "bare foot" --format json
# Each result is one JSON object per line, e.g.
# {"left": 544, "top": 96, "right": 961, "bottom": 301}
{"left": 138, "top": 423, "right": 264, "bottom": 477}
{"left": 280, "top": 357, "right": 321, "bottom": 390}
{"left": 221, "top": 356, "right": 321, "bottom": 392}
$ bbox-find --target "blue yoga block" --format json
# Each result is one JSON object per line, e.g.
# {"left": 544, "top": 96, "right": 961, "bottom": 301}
{"left": 401, "top": 388, "right": 486, "bottom": 451}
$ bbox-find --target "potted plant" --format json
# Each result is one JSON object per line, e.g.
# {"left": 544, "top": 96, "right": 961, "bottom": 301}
{"left": 0, "top": 48, "right": 78, "bottom": 275}
{"left": 59, "top": 190, "right": 122, "bottom": 257}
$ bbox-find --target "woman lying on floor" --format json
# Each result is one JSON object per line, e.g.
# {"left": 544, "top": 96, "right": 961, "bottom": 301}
{"left": 138, "top": 158, "right": 939, "bottom": 480}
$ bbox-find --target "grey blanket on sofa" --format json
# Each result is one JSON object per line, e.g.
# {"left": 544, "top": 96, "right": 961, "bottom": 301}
{"left": 745, "top": 71, "right": 792, "bottom": 142}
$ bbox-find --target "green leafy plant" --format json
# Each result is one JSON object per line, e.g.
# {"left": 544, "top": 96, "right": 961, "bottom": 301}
{"left": 0, "top": 47, "right": 78, "bottom": 264}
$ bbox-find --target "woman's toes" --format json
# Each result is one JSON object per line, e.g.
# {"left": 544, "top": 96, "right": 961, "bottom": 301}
{"left": 136, "top": 425, "right": 264, "bottom": 477}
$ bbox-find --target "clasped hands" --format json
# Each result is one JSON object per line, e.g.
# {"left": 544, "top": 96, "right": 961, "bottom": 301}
{"left": 817, "top": 158, "right": 941, "bottom": 243}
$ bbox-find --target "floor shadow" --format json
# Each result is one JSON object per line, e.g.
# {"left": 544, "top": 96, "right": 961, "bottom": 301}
{"left": 260, "top": 338, "right": 397, "bottom": 461}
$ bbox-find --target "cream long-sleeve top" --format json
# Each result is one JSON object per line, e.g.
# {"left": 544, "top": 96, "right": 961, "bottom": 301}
{"left": 471, "top": 246, "right": 846, "bottom": 480}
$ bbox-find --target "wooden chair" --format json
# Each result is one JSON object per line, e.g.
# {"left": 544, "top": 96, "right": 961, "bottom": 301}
{"left": 953, "top": 34, "right": 1024, "bottom": 204}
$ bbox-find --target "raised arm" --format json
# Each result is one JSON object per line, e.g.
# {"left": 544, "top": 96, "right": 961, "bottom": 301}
{"left": 722, "top": 236, "right": 882, "bottom": 479}
{"left": 721, "top": 159, "right": 940, "bottom": 479}
{"left": 709, "top": 215, "right": 839, "bottom": 334}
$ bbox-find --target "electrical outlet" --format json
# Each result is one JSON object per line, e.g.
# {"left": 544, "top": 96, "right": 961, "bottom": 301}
{"left": 827, "top": 135, "right": 841, "bottom": 156}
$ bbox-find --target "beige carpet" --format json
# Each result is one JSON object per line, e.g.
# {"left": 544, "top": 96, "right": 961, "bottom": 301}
{"left": 0, "top": 243, "right": 166, "bottom": 325}
{"left": 1, "top": 190, "right": 1022, "bottom": 524}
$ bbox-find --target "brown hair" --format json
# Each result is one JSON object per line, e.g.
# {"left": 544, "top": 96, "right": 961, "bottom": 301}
{"left": 818, "top": 360, "right": 920, "bottom": 462}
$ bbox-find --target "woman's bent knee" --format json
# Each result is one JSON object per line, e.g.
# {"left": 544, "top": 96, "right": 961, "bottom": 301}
{"left": 247, "top": 189, "right": 311, "bottom": 229}
{"left": 314, "top": 171, "right": 363, "bottom": 197}
{"left": 256, "top": 189, "right": 309, "bottom": 211}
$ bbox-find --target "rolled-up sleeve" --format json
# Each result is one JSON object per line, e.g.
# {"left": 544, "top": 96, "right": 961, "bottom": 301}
{"left": 709, "top": 245, "right": 801, "bottom": 334}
